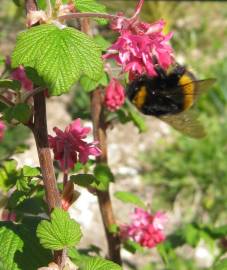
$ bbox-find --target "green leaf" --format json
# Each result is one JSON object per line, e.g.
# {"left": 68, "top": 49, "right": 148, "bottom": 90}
{"left": 117, "top": 103, "right": 147, "bottom": 133}
{"left": 80, "top": 72, "right": 108, "bottom": 92}
{"left": 157, "top": 244, "right": 169, "bottom": 266}
{"left": 70, "top": 174, "right": 96, "bottom": 188}
{"left": 183, "top": 224, "right": 200, "bottom": 247}
{"left": 213, "top": 259, "right": 227, "bottom": 270}
{"left": 204, "top": 225, "right": 227, "bottom": 239}
{"left": 36, "top": 0, "right": 47, "bottom": 9}
{"left": 0, "top": 80, "right": 21, "bottom": 91}
{"left": 4, "top": 103, "right": 31, "bottom": 123}
{"left": 0, "top": 125, "right": 30, "bottom": 161}
{"left": 81, "top": 256, "right": 122, "bottom": 270}
{"left": 37, "top": 0, "right": 65, "bottom": 10}
{"left": 9, "top": 195, "right": 48, "bottom": 216}
{"left": 108, "top": 224, "right": 118, "bottom": 234}
{"left": 16, "top": 177, "right": 30, "bottom": 192}
{"left": 0, "top": 55, "right": 5, "bottom": 67}
{"left": 68, "top": 247, "right": 91, "bottom": 267}
{"left": 12, "top": 24, "right": 103, "bottom": 96}
{"left": 0, "top": 160, "right": 18, "bottom": 192}
{"left": 24, "top": 67, "right": 46, "bottom": 88}
{"left": 93, "top": 36, "right": 111, "bottom": 51}
{"left": 0, "top": 227, "right": 23, "bottom": 270}
{"left": 37, "top": 208, "right": 82, "bottom": 250}
{"left": 128, "top": 108, "right": 147, "bottom": 133}
{"left": 123, "top": 239, "right": 143, "bottom": 254}
{"left": 22, "top": 166, "right": 40, "bottom": 177}
{"left": 114, "top": 191, "right": 146, "bottom": 209}
{"left": 0, "top": 102, "right": 8, "bottom": 112}
{"left": 0, "top": 218, "right": 52, "bottom": 270}
{"left": 73, "top": 0, "right": 107, "bottom": 25}
{"left": 7, "top": 190, "right": 27, "bottom": 209}
{"left": 12, "top": 0, "right": 23, "bottom": 6}
{"left": 93, "top": 163, "right": 114, "bottom": 190}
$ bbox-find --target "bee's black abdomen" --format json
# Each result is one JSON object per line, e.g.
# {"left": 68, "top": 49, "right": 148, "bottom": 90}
{"left": 127, "top": 74, "right": 185, "bottom": 117}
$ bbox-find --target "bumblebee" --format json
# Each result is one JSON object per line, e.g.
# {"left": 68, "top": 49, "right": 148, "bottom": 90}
{"left": 127, "top": 65, "right": 216, "bottom": 138}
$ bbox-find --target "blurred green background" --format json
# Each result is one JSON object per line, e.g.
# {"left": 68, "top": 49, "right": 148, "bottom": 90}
{"left": 1, "top": 1, "right": 227, "bottom": 270}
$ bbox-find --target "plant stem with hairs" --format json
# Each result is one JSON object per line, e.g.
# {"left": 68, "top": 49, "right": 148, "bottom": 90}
{"left": 25, "top": 0, "right": 64, "bottom": 267}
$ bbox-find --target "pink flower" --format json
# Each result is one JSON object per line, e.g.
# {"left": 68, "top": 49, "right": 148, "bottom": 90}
{"left": 104, "top": 0, "right": 173, "bottom": 80}
{"left": 0, "top": 121, "right": 6, "bottom": 141}
{"left": 11, "top": 66, "right": 33, "bottom": 91}
{"left": 104, "top": 78, "right": 125, "bottom": 111}
{"left": 121, "top": 208, "right": 166, "bottom": 249}
{"left": 48, "top": 119, "right": 101, "bottom": 172}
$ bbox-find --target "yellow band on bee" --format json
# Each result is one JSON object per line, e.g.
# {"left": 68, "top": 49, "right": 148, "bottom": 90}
{"left": 179, "top": 74, "right": 195, "bottom": 110}
{"left": 132, "top": 86, "right": 147, "bottom": 109}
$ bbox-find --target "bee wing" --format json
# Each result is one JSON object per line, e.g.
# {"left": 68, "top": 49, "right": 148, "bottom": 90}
{"left": 159, "top": 110, "right": 206, "bottom": 138}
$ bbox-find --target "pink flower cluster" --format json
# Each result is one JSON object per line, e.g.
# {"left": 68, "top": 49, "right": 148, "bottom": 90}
{"left": 48, "top": 119, "right": 101, "bottom": 172}
{"left": 104, "top": 0, "right": 173, "bottom": 80}
{"left": 11, "top": 65, "right": 33, "bottom": 91}
{"left": 121, "top": 208, "right": 166, "bottom": 249}
{"left": 0, "top": 121, "right": 5, "bottom": 141}
{"left": 104, "top": 78, "right": 125, "bottom": 111}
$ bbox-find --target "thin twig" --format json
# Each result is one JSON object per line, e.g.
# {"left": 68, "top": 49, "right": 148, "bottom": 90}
{"left": 46, "top": 0, "right": 52, "bottom": 17}
{"left": 0, "top": 95, "right": 14, "bottom": 106}
{"left": 90, "top": 88, "right": 122, "bottom": 265}
{"left": 80, "top": 17, "right": 122, "bottom": 264}
{"left": 58, "top": 12, "right": 123, "bottom": 21}
{"left": 22, "top": 86, "right": 44, "bottom": 103}
{"left": 63, "top": 173, "right": 68, "bottom": 187}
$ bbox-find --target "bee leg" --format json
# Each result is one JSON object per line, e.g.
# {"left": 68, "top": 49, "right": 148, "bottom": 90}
{"left": 154, "top": 65, "right": 168, "bottom": 79}
{"left": 152, "top": 55, "right": 168, "bottom": 79}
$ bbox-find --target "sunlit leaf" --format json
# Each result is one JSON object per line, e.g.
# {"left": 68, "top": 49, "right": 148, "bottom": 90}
{"left": 12, "top": 24, "right": 103, "bottom": 96}
{"left": 0, "top": 227, "right": 23, "bottom": 270}
{"left": 37, "top": 208, "right": 82, "bottom": 250}
{"left": 114, "top": 191, "right": 146, "bottom": 209}
{"left": 73, "top": 0, "right": 107, "bottom": 25}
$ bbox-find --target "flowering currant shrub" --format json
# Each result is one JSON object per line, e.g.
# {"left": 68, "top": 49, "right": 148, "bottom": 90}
{"left": 0, "top": 1, "right": 223, "bottom": 270}
{"left": 0, "top": 0, "right": 172, "bottom": 269}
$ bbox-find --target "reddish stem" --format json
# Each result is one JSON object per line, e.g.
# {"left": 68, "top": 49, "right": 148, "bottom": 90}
{"left": 91, "top": 88, "right": 122, "bottom": 265}
{"left": 31, "top": 92, "right": 66, "bottom": 267}
{"left": 63, "top": 172, "right": 68, "bottom": 187}
{"left": 80, "top": 17, "right": 122, "bottom": 264}
{"left": 25, "top": 0, "right": 64, "bottom": 267}
{"left": 58, "top": 12, "right": 123, "bottom": 21}
{"left": 31, "top": 92, "right": 61, "bottom": 210}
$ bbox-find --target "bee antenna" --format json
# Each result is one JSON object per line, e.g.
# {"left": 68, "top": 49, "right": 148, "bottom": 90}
{"left": 152, "top": 55, "right": 158, "bottom": 65}
{"left": 152, "top": 55, "right": 167, "bottom": 78}
{"left": 154, "top": 65, "right": 167, "bottom": 79}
